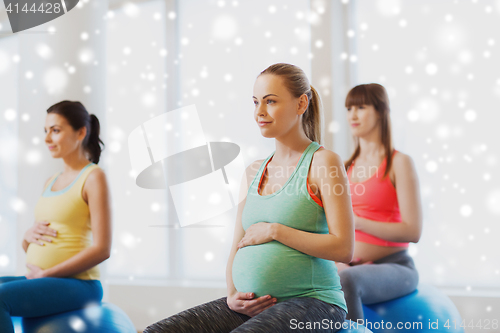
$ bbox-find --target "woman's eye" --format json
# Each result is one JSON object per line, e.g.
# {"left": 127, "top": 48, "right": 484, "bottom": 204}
{"left": 267, "top": 100, "right": 275, "bottom": 104}
{"left": 253, "top": 100, "right": 258, "bottom": 106}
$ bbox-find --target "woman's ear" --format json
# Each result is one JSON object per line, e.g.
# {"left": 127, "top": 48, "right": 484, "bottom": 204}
{"left": 78, "top": 126, "right": 87, "bottom": 141}
{"left": 298, "top": 93, "right": 309, "bottom": 115}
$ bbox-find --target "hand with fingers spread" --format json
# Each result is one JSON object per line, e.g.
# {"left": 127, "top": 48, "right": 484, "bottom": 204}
{"left": 227, "top": 291, "right": 277, "bottom": 317}
{"left": 24, "top": 221, "right": 57, "bottom": 246}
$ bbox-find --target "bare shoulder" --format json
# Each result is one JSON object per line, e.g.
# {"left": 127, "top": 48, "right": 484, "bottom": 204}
{"left": 312, "top": 147, "right": 343, "bottom": 168}
{"left": 311, "top": 148, "right": 345, "bottom": 190}
{"left": 392, "top": 150, "right": 416, "bottom": 172}
{"left": 82, "top": 167, "right": 109, "bottom": 202}
{"left": 85, "top": 167, "right": 108, "bottom": 185}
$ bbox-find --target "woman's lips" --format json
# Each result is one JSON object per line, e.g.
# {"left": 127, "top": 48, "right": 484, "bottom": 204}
{"left": 259, "top": 122, "right": 271, "bottom": 127}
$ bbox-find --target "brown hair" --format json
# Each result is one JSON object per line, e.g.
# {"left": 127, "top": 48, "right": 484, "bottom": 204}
{"left": 47, "top": 100, "right": 104, "bottom": 164}
{"left": 259, "top": 63, "right": 323, "bottom": 144}
{"left": 344, "top": 83, "right": 394, "bottom": 178}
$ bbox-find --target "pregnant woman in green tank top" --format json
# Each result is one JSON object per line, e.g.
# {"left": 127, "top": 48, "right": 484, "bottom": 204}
{"left": 144, "top": 63, "right": 355, "bottom": 333}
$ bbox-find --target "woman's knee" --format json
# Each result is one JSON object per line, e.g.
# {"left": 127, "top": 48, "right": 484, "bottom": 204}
{"left": 402, "top": 267, "right": 419, "bottom": 292}
{"left": 338, "top": 268, "right": 360, "bottom": 295}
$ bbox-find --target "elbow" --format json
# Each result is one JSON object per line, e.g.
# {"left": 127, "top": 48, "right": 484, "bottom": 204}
{"left": 344, "top": 238, "right": 355, "bottom": 262}
{"left": 344, "top": 247, "right": 354, "bottom": 263}
{"left": 96, "top": 246, "right": 111, "bottom": 262}
{"left": 333, "top": 243, "right": 354, "bottom": 263}
{"left": 103, "top": 248, "right": 111, "bottom": 260}
{"left": 342, "top": 253, "right": 354, "bottom": 264}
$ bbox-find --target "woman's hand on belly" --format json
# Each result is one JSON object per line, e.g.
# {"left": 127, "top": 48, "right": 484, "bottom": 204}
{"left": 25, "top": 263, "right": 46, "bottom": 279}
{"left": 237, "top": 222, "right": 274, "bottom": 249}
{"left": 227, "top": 291, "right": 277, "bottom": 317}
{"left": 24, "top": 221, "right": 58, "bottom": 246}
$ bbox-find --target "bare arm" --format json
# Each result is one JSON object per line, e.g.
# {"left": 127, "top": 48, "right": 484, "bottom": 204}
{"left": 269, "top": 151, "right": 355, "bottom": 263}
{"left": 355, "top": 152, "right": 423, "bottom": 243}
{"left": 40, "top": 168, "right": 112, "bottom": 278}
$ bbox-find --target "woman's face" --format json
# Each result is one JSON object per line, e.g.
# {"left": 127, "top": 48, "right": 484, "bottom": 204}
{"left": 44, "top": 113, "right": 86, "bottom": 159}
{"left": 253, "top": 74, "right": 306, "bottom": 138}
{"left": 346, "top": 104, "right": 379, "bottom": 138}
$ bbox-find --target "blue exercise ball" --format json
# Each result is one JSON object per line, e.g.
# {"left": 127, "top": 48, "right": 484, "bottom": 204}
{"left": 361, "top": 283, "right": 464, "bottom": 333}
{"left": 11, "top": 302, "right": 136, "bottom": 333}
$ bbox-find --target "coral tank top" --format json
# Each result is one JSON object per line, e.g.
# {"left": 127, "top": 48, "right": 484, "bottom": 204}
{"left": 347, "top": 150, "right": 409, "bottom": 247}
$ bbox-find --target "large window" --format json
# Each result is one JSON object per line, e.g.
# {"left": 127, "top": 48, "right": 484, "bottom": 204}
{"left": 106, "top": 0, "right": 312, "bottom": 284}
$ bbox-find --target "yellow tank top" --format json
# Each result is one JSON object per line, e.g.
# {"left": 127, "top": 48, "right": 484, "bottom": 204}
{"left": 26, "top": 163, "right": 100, "bottom": 280}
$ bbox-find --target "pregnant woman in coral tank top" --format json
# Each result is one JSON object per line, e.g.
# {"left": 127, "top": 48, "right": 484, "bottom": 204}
{"left": 337, "top": 83, "right": 423, "bottom": 321}
{"left": 0, "top": 101, "right": 112, "bottom": 333}
{"left": 144, "top": 63, "right": 354, "bottom": 333}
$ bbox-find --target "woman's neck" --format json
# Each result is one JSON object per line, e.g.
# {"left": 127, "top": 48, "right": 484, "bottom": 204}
{"left": 62, "top": 150, "right": 91, "bottom": 173}
{"left": 273, "top": 132, "right": 312, "bottom": 165}
{"left": 357, "top": 128, "right": 385, "bottom": 161}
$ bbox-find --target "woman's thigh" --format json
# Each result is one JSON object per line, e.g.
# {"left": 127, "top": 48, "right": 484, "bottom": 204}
{"left": 231, "top": 297, "right": 347, "bottom": 333}
{"left": 0, "top": 276, "right": 26, "bottom": 284}
{"left": 144, "top": 297, "right": 250, "bottom": 333}
{"left": 0, "top": 276, "right": 103, "bottom": 318}
{"left": 339, "top": 261, "right": 418, "bottom": 305}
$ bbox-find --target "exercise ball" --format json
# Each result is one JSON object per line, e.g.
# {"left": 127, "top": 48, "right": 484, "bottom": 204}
{"left": 11, "top": 302, "right": 136, "bottom": 333}
{"left": 361, "top": 283, "right": 464, "bottom": 333}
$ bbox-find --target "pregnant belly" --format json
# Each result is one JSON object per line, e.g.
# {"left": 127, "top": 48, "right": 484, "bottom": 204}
{"left": 232, "top": 241, "right": 332, "bottom": 301}
{"left": 25, "top": 237, "right": 87, "bottom": 271}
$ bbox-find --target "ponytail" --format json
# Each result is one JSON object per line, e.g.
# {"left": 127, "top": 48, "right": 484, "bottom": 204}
{"left": 302, "top": 85, "right": 323, "bottom": 145}
{"left": 87, "top": 114, "right": 104, "bottom": 164}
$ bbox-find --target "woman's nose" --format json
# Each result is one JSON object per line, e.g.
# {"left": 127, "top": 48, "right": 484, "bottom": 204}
{"left": 256, "top": 103, "right": 266, "bottom": 116}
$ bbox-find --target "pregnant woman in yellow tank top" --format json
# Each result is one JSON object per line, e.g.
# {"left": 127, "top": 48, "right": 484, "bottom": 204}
{"left": 144, "top": 63, "right": 354, "bottom": 333}
{"left": 0, "top": 101, "right": 112, "bottom": 333}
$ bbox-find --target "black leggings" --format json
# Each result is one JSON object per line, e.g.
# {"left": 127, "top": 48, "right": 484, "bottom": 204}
{"left": 144, "top": 296, "right": 347, "bottom": 333}
{"left": 339, "top": 249, "right": 419, "bottom": 321}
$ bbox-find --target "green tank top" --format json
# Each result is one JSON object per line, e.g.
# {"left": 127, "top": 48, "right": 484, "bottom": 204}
{"left": 232, "top": 141, "right": 348, "bottom": 313}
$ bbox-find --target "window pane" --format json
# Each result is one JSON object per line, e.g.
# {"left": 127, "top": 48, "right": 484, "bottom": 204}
{"left": 177, "top": 0, "right": 312, "bottom": 280}
{"left": 106, "top": 0, "right": 169, "bottom": 279}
